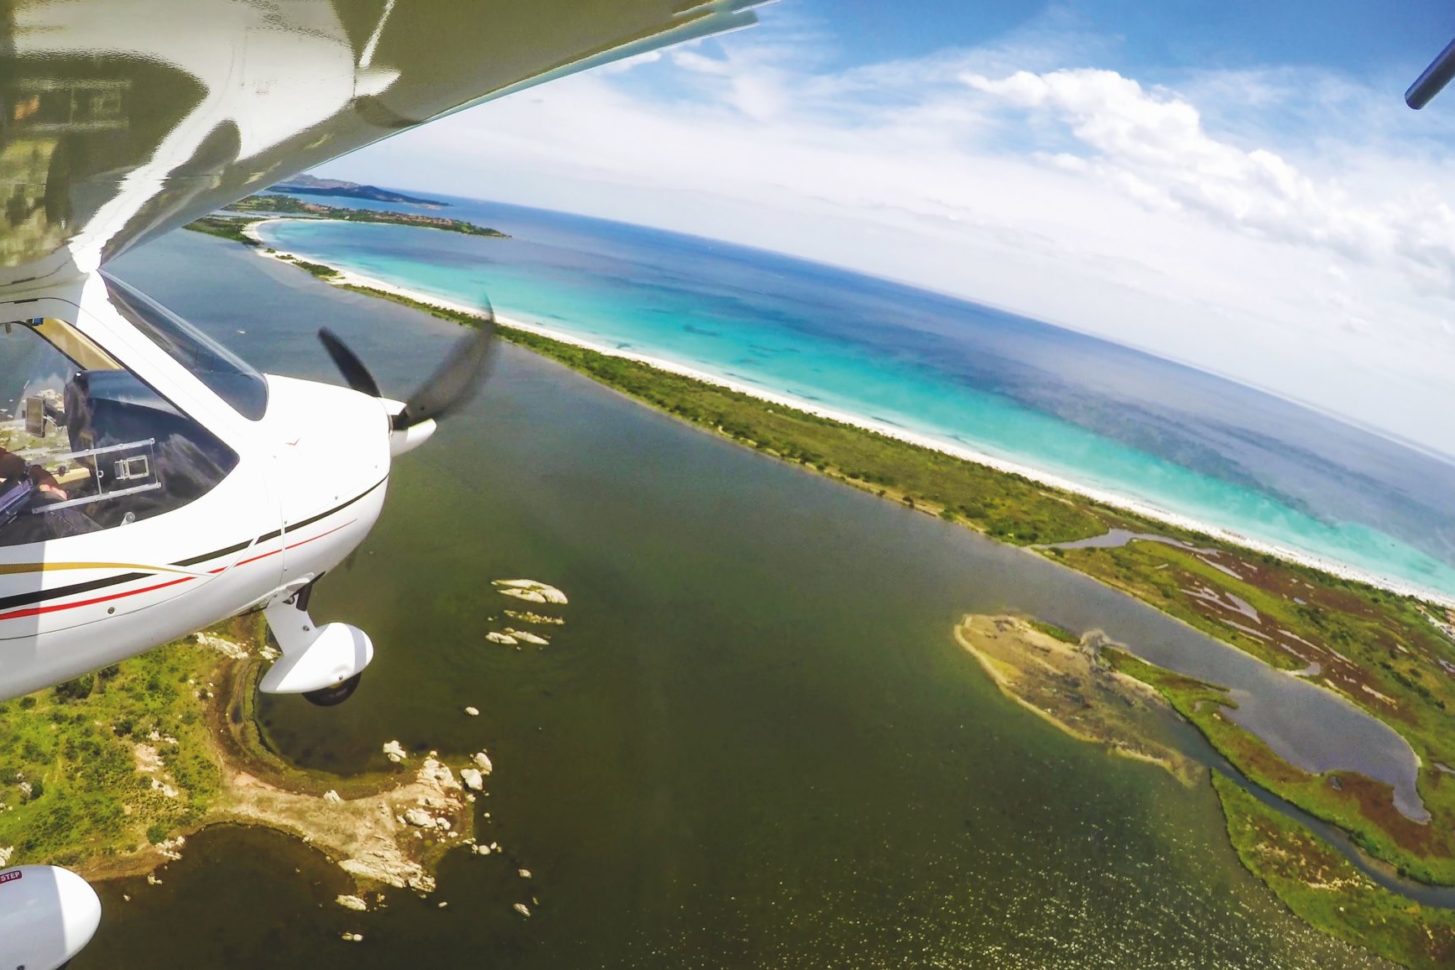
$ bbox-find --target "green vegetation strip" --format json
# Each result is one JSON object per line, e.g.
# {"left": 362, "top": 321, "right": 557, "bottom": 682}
{"left": 1214, "top": 773, "right": 1455, "bottom": 969}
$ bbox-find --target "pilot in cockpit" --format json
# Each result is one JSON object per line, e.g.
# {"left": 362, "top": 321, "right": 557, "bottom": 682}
{"left": 0, "top": 371, "right": 101, "bottom": 540}
{"left": 0, "top": 314, "right": 231, "bottom": 547}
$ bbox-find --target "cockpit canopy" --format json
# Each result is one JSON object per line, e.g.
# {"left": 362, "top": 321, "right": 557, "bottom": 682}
{"left": 0, "top": 311, "right": 238, "bottom": 545}
{"left": 102, "top": 275, "right": 269, "bottom": 420}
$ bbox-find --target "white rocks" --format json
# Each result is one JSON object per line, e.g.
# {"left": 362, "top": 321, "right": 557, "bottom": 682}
{"left": 418, "top": 759, "right": 459, "bottom": 790}
{"left": 323, "top": 789, "right": 344, "bottom": 805}
{"left": 463, "top": 706, "right": 480, "bottom": 717}
{"left": 492, "top": 579, "right": 568, "bottom": 605}
{"left": 513, "top": 902, "right": 532, "bottom": 918}
{"left": 336, "top": 894, "right": 368, "bottom": 912}
{"left": 196, "top": 633, "right": 250, "bottom": 659}
{"left": 146, "top": 874, "right": 162, "bottom": 886}
{"left": 460, "top": 768, "right": 484, "bottom": 792}
{"left": 402, "top": 808, "right": 434, "bottom": 828}
{"left": 472, "top": 843, "right": 492, "bottom": 856}
{"left": 340, "top": 932, "right": 364, "bottom": 943}
{"left": 0, "top": 846, "right": 12, "bottom": 867}
{"left": 517, "top": 868, "right": 532, "bottom": 879}
{"left": 382, "top": 740, "right": 408, "bottom": 763}
{"left": 503, "top": 610, "right": 565, "bottom": 626}
{"left": 473, "top": 751, "right": 494, "bottom": 775}
{"left": 506, "top": 629, "right": 549, "bottom": 646}
{"left": 155, "top": 836, "right": 186, "bottom": 861}
{"left": 486, "top": 632, "right": 518, "bottom": 645}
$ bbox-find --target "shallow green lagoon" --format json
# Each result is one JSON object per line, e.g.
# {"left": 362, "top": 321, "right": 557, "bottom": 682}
{"left": 79, "top": 234, "right": 1387, "bottom": 968}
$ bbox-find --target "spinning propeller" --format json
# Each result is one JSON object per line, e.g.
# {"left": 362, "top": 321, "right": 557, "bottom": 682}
{"left": 317, "top": 296, "right": 497, "bottom": 434}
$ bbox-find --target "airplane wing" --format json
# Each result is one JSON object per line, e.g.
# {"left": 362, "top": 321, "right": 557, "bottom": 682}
{"left": 0, "top": 0, "right": 762, "bottom": 296}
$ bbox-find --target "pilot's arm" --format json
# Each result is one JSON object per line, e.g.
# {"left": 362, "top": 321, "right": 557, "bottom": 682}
{"left": 28, "top": 464, "right": 66, "bottom": 502}
{"left": 0, "top": 449, "right": 66, "bottom": 502}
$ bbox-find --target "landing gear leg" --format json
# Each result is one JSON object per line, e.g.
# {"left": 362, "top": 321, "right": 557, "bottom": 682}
{"left": 259, "top": 581, "right": 374, "bottom": 700}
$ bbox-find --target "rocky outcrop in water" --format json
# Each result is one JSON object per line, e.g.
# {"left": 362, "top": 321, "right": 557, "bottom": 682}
{"left": 492, "top": 579, "right": 568, "bottom": 605}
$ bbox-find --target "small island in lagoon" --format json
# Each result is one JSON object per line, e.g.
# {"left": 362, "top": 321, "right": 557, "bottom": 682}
{"left": 957, "top": 613, "right": 1455, "bottom": 968}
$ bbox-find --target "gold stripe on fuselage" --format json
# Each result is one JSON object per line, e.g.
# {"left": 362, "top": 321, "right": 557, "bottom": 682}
{"left": 0, "top": 562, "right": 204, "bottom": 578}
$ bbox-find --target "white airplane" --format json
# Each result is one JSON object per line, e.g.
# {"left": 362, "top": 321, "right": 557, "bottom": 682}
{"left": 0, "top": 0, "right": 762, "bottom": 966}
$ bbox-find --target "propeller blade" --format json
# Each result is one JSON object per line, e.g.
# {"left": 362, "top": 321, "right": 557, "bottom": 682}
{"left": 394, "top": 298, "right": 496, "bottom": 430}
{"left": 318, "top": 327, "right": 383, "bottom": 399}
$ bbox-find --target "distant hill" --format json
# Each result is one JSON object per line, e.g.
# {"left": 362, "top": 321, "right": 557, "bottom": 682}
{"left": 271, "top": 174, "right": 447, "bottom": 207}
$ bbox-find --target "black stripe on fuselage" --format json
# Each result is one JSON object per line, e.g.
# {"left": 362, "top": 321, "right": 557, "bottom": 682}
{"left": 0, "top": 571, "right": 153, "bottom": 613}
{"left": 281, "top": 478, "right": 387, "bottom": 535}
{"left": 173, "top": 539, "right": 253, "bottom": 568}
{"left": 0, "top": 477, "right": 388, "bottom": 613}
{"left": 171, "top": 476, "right": 386, "bottom": 569}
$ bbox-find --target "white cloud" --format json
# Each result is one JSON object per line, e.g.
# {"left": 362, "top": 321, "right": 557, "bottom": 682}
{"left": 321, "top": 21, "right": 1455, "bottom": 457}
{"left": 963, "top": 67, "right": 1455, "bottom": 283}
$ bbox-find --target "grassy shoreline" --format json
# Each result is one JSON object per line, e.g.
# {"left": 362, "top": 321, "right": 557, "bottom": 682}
{"left": 0, "top": 616, "right": 480, "bottom": 893}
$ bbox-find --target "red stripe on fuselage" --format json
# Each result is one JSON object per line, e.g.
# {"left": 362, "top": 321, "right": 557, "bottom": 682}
{"left": 0, "top": 519, "right": 358, "bottom": 623}
{"left": 0, "top": 575, "right": 194, "bottom": 622}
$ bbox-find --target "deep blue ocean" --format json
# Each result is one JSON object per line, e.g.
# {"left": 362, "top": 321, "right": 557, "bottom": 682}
{"left": 259, "top": 192, "right": 1455, "bottom": 599}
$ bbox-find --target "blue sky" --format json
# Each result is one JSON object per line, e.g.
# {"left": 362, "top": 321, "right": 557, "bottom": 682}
{"left": 797, "top": 0, "right": 1454, "bottom": 78}
{"left": 323, "top": 1, "right": 1455, "bottom": 455}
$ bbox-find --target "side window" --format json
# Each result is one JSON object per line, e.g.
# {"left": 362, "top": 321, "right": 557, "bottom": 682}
{"left": 0, "top": 317, "right": 238, "bottom": 546}
{"left": 102, "top": 276, "right": 270, "bottom": 421}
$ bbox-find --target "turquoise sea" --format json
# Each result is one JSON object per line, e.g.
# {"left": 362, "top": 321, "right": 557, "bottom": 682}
{"left": 259, "top": 195, "right": 1455, "bottom": 599}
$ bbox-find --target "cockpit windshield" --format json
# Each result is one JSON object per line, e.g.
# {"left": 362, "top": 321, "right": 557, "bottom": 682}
{"left": 0, "top": 316, "right": 238, "bottom": 546}
{"left": 102, "top": 274, "right": 269, "bottom": 420}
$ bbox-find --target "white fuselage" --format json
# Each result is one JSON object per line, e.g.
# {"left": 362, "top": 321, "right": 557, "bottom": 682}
{"left": 0, "top": 274, "right": 391, "bottom": 701}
